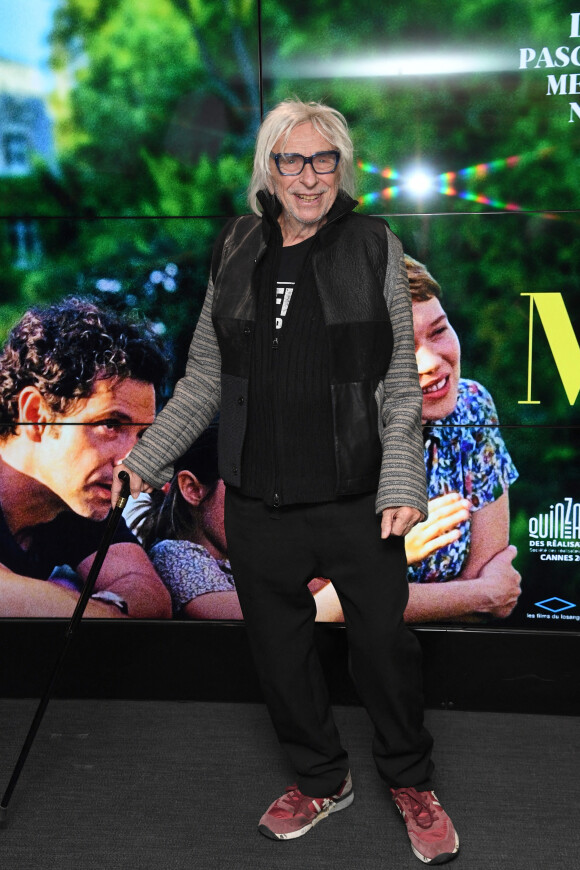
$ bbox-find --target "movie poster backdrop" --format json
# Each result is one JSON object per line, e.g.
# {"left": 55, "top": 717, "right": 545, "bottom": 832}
{"left": 0, "top": 0, "right": 578, "bottom": 628}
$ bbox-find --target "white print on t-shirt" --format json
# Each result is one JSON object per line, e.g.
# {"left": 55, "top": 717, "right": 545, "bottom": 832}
{"left": 275, "top": 282, "right": 294, "bottom": 330}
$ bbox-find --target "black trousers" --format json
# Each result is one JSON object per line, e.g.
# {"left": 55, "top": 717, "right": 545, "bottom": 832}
{"left": 224, "top": 487, "right": 435, "bottom": 799}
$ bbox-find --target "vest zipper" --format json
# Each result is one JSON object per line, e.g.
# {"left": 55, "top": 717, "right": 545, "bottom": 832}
{"left": 270, "top": 234, "right": 320, "bottom": 508}
{"left": 271, "top": 335, "right": 280, "bottom": 506}
{"left": 269, "top": 240, "right": 282, "bottom": 507}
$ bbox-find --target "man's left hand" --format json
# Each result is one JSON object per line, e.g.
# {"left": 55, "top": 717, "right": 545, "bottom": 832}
{"left": 381, "top": 506, "right": 424, "bottom": 539}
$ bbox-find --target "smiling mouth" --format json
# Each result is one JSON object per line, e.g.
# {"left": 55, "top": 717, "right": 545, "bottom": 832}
{"left": 294, "top": 193, "right": 323, "bottom": 202}
{"left": 422, "top": 376, "right": 448, "bottom": 395}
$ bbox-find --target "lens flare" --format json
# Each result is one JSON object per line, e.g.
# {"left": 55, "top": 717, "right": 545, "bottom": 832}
{"left": 405, "top": 169, "right": 434, "bottom": 198}
{"left": 357, "top": 147, "right": 556, "bottom": 215}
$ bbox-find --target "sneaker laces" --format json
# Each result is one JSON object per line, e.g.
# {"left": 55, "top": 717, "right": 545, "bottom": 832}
{"left": 269, "top": 785, "right": 315, "bottom": 818}
{"left": 395, "top": 790, "right": 438, "bottom": 829}
{"left": 280, "top": 785, "right": 304, "bottom": 807}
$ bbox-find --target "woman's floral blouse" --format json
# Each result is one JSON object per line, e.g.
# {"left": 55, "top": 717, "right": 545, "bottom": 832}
{"left": 408, "top": 379, "right": 518, "bottom": 584}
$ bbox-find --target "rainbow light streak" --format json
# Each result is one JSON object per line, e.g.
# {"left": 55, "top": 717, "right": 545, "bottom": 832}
{"left": 439, "top": 186, "right": 563, "bottom": 221}
{"left": 357, "top": 160, "right": 399, "bottom": 179}
{"left": 357, "top": 147, "right": 555, "bottom": 214}
{"left": 358, "top": 187, "right": 400, "bottom": 206}
{"left": 357, "top": 154, "right": 526, "bottom": 184}
{"left": 456, "top": 155, "right": 520, "bottom": 180}
{"left": 358, "top": 192, "right": 382, "bottom": 205}
{"left": 455, "top": 190, "right": 520, "bottom": 211}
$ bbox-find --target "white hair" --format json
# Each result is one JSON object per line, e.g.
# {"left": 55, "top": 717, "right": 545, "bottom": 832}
{"left": 248, "top": 99, "right": 355, "bottom": 215}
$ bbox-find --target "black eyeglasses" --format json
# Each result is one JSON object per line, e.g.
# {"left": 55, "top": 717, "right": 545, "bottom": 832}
{"left": 270, "top": 150, "right": 340, "bottom": 176}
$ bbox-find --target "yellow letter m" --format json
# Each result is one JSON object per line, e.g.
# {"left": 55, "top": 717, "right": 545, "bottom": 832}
{"left": 520, "top": 293, "right": 580, "bottom": 405}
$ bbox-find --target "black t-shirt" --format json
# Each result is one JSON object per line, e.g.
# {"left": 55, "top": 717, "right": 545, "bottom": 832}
{"left": 274, "top": 236, "right": 315, "bottom": 331}
{"left": 0, "top": 501, "right": 136, "bottom": 587}
{"left": 241, "top": 233, "right": 337, "bottom": 505}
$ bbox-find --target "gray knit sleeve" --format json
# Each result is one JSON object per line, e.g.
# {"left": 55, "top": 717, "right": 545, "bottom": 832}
{"left": 375, "top": 228, "right": 428, "bottom": 518}
{"left": 123, "top": 276, "right": 222, "bottom": 489}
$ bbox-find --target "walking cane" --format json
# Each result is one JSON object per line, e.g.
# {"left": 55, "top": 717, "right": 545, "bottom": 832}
{"left": 0, "top": 471, "right": 131, "bottom": 825}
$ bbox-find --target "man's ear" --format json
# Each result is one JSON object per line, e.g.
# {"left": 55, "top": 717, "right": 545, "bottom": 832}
{"left": 177, "top": 470, "right": 209, "bottom": 507}
{"left": 16, "top": 387, "right": 51, "bottom": 442}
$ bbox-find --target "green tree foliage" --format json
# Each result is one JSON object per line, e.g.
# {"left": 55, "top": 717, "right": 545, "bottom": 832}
{"left": 49, "top": 0, "right": 259, "bottom": 214}
{"left": 1, "top": 0, "right": 260, "bottom": 353}
{"left": 262, "top": 0, "right": 580, "bottom": 422}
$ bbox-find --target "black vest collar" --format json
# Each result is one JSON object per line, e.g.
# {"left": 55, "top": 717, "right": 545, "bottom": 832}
{"left": 256, "top": 189, "right": 359, "bottom": 242}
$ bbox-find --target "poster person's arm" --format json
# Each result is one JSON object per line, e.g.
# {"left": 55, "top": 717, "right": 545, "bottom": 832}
{"left": 0, "top": 562, "right": 127, "bottom": 618}
{"left": 376, "top": 230, "right": 428, "bottom": 523}
{"left": 457, "top": 492, "right": 510, "bottom": 578}
{"left": 405, "top": 545, "right": 520, "bottom": 623}
{"left": 294, "top": 546, "right": 520, "bottom": 624}
{"left": 404, "top": 494, "right": 521, "bottom": 622}
{"left": 182, "top": 591, "right": 242, "bottom": 619}
{"left": 113, "top": 274, "right": 222, "bottom": 502}
{"left": 299, "top": 497, "right": 518, "bottom": 623}
{"left": 309, "top": 494, "right": 518, "bottom": 623}
{"left": 77, "top": 542, "right": 172, "bottom": 619}
{"left": 180, "top": 585, "right": 342, "bottom": 621}
{"left": 179, "top": 578, "right": 340, "bottom": 621}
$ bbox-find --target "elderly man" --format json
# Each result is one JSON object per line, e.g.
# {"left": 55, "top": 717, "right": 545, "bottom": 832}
{"left": 113, "top": 99, "right": 458, "bottom": 864}
{"left": 0, "top": 297, "right": 171, "bottom": 619}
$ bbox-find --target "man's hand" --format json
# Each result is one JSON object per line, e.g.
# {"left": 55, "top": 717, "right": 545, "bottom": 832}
{"left": 405, "top": 493, "right": 471, "bottom": 565}
{"left": 111, "top": 463, "right": 153, "bottom": 506}
{"left": 381, "top": 505, "right": 424, "bottom": 539}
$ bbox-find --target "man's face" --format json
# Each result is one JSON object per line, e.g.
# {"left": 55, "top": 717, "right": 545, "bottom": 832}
{"left": 38, "top": 377, "right": 155, "bottom": 521}
{"left": 412, "top": 296, "right": 461, "bottom": 423}
{"left": 268, "top": 122, "right": 340, "bottom": 231}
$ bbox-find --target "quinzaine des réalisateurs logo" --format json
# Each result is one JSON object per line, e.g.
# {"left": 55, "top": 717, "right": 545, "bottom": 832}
{"left": 528, "top": 497, "right": 580, "bottom": 561}
{"left": 526, "top": 498, "right": 580, "bottom": 624}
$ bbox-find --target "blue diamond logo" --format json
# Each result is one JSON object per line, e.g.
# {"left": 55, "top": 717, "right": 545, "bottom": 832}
{"left": 535, "top": 597, "right": 575, "bottom": 613}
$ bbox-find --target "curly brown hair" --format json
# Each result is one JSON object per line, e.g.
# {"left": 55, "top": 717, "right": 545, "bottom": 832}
{"left": 0, "top": 297, "right": 168, "bottom": 439}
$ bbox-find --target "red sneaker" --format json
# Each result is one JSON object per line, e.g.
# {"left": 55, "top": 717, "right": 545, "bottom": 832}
{"left": 258, "top": 772, "right": 353, "bottom": 840}
{"left": 390, "top": 787, "right": 459, "bottom": 864}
